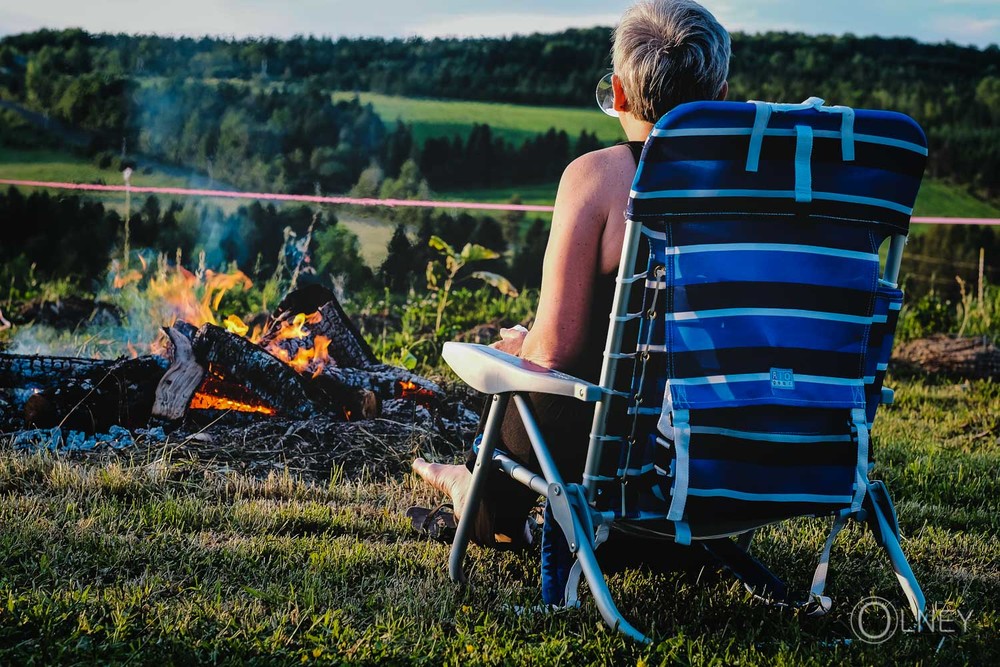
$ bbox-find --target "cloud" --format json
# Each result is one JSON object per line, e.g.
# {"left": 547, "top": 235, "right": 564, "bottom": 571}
{"left": 935, "top": 15, "right": 1000, "bottom": 42}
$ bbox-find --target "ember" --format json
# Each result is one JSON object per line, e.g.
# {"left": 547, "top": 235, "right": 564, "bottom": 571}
{"left": 263, "top": 312, "right": 334, "bottom": 378}
{"left": 1, "top": 286, "right": 446, "bottom": 433}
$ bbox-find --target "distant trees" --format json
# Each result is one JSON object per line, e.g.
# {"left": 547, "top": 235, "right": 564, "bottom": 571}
{"left": 1, "top": 27, "right": 996, "bottom": 195}
{"left": 0, "top": 187, "right": 117, "bottom": 283}
{"left": 1, "top": 27, "right": 998, "bottom": 297}
{"left": 418, "top": 125, "right": 598, "bottom": 190}
{"left": 129, "top": 80, "right": 383, "bottom": 194}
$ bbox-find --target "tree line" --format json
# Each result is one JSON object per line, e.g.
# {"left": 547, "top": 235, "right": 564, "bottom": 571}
{"left": 0, "top": 188, "right": 538, "bottom": 299}
{"left": 1, "top": 28, "right": 997, "bottom": 197}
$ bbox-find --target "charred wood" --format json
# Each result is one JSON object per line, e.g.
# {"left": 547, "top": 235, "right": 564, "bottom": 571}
{"left": 23, "top": 355, "right": 167, "bottom": 433}
{"left": 152, "top": 326, "right": 206, "bottom": 420}
{"left": 0, "top": 354, "right": 114, "bottom": 391}
{"left": 261, "top": 285, "right": 375, "bottom": 368}
{"left": 192, "top": 324, "right": 316, "bottom": 419}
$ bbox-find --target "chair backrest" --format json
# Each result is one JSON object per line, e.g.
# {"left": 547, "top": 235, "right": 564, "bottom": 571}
{"left": 583, "top": 98, "right": 927, "bottom": 540}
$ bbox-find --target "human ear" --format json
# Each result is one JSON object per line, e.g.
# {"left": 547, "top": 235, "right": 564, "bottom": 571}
{"left": 612, "top": 74, "right": 630, "bottom": 113}
{"left": 716, "top": 80, "right": 729, "bottom": 101}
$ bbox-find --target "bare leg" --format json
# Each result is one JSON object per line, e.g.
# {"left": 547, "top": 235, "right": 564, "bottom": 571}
{"left": 412, "top": 458, "right": 472, "bottom": 518}
{"left": 412, "top": 458, "right": 527, "bottom": 545}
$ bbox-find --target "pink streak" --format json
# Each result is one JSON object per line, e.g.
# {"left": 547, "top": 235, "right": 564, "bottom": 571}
{"left": 1, "top": 178, "right": 998, "bottom": 224}
{"left": 0, "top": 178, "right": 556, "bottom": 212}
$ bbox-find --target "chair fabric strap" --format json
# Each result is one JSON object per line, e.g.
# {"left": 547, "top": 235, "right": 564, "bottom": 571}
{"left": 865, "top": 480, "right": 926, "bottom": 621}
{"left": 745, "top": 97, "right": 856, "bottom": 173}
{"left": 806, "top": 508, "right": 853, "bottom": 616}
{"left": 851, "top": 408, "right": 870, "bottom": 512}
{"left": 701, "top": 538, "right": 791, "bottom": 603}
{"left": 818, "top": 104, "right": 856, "bottom": 161}
{"left": 794, "top": 125, "right": 814, "bottom": 203}
{"left": 745, "top": 101, "right": 772, "bottom": 172}
{"left": 665, "top": 410, "right": 691, "bottom": 523}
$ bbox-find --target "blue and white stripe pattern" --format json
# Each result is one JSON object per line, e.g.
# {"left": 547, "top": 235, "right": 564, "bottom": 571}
{"left": 594, "top": 99, "right": 927, "bottom": 530}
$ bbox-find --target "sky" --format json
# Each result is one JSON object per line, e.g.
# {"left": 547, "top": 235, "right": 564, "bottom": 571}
{"left": 0, "top": 0, "right": 997, "bottom": 48}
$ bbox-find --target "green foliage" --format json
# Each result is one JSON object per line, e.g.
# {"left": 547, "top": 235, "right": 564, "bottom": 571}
{"left": 425, "top": 236, "right": 518, "bottom": 334}
{"left": 356, "top": 286, "right": 538, "bottom": 373}
{"left": 128, "top": 79, "right": 383, "bottom": 194}
{"left": 5, "top": 29, "right": 997, "bottom": 200}
{"left": 312, "top": 223, "right": 373, "bottom": 292}
{"left": 0, "top": 187, "right": 119, "bottom": 284}
{"left": 896, "top": 286, "right": 958, "bottom": 341}
{"left": 903, "top": 224, "right": 1000, "bottom": 300}
{"left": 896, "top": 277, "right": 999, "bottom": 341}
{"left": 955, "top": 279, "right": 999, "bottom": 338}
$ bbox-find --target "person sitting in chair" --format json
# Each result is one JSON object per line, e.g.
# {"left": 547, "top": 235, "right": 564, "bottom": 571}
{"left": 414, "top": 0, "right": 732, "bottom": 546}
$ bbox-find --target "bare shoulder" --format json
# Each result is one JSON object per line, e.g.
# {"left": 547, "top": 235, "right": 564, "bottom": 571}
{"left": 555, "top": 144, "right": 637, "bottom": 214}
{"left": 561, "top": 144, "right": 637, "bottom": 187}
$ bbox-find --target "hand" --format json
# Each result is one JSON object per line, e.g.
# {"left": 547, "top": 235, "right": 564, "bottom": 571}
{"left": 490, "top": 326, "right": 528, "bottom": 356}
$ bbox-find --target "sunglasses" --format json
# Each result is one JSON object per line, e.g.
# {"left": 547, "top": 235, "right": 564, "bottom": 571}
{"left": 596, "top": 72, "right": 619, "bottom": 118}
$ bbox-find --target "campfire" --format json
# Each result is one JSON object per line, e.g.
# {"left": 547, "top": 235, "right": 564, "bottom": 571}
{"left": 0, "top": 284, "right": 444, "bottom": 436}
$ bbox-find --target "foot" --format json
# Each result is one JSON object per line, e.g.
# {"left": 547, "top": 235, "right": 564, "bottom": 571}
{"left": 412, "top": 458, "right": 473, "bottom": 519}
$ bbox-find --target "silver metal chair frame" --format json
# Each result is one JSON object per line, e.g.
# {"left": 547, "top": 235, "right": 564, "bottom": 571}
{"left": 441, "top": 217, "right": 908, "bottom": 643}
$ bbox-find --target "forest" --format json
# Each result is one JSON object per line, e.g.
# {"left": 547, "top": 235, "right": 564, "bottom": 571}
{"left": 1, "top": 28, "right": 998, "bottom": 195}
{"left": 0, "top": 27, "right": 997, "bottom": 301}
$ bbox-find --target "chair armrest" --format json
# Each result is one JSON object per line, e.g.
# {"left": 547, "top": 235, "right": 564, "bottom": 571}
{"left": 441, "top": 342, "right": 602, "bottom": 401}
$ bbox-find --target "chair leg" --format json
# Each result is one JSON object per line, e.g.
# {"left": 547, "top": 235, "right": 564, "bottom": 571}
{"left": 568, "top": 505, "right": 652, "bottom": 644}
{"left": 510, "top": 394, "right": 651, "bottom": 643}
{"left": 449, "top": 393, "right": 510, "bottom": 585}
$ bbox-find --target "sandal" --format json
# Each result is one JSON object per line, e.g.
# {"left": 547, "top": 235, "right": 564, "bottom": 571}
{"left": 405, "top": 504, "right": 458, "bottom": 544}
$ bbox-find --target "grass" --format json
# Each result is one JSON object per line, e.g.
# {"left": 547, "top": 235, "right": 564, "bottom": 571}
{"left": 0, "top": 375, "right": 996, "bottom": 664}
{"left": 331, "top": 91, "right": 626, "bottom": 147}
{"left": 911, "top": 180, "right": 1000, "bottom": 220}
{"left": 0, "top": 146, "right": 240, "bottom": 215}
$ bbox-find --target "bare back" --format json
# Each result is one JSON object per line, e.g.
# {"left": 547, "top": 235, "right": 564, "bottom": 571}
{"left": 517, "top": 143, "right": 640, "bottom": 371}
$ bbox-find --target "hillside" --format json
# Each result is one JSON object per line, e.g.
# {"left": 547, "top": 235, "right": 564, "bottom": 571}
{"left": 330, "top": 91, "right": 625, "bottom": 146}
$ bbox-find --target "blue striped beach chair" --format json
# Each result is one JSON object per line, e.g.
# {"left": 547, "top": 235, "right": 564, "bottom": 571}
{"left": 441, "top": 97, "right": 927, "bottom": 642}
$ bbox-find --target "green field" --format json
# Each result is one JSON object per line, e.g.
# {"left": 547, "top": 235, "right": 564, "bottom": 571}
{"left": 331, "top": 91, "right": 626, "bottom": 146}
{"left": 0, "top": 146, "right": 233, "bottom": 214}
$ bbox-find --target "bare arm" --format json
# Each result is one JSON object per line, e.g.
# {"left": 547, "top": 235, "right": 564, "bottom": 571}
{"left": 516, "top": 152, "right": 610, "bottom": 370}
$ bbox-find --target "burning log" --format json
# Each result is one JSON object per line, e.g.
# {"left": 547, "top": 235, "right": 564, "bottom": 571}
{"left": 260, "top": 285, "right": 376, "bottom": 369}
{"left": 23, "top": 356, "right": 167, "bottom": 433}
{"left": 3, "top": 285, "right": 448, "bottom": 434}
{"left": 152, "top": 326, "right": 206, "bottom": 420}
{"left": 192, "top": 323, "right": 318, "bottom": 419}
{"left": 191, "top": 324, "right": 380, "bottom": 421}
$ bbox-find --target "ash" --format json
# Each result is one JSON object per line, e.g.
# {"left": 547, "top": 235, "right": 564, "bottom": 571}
{"left": 1, "top": 392, "right": 481, "bottom": 483}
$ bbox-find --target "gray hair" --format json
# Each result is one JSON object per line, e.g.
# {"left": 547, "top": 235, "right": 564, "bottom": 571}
{"left": 612, "top": 0, "right": 731, "bottom": 123}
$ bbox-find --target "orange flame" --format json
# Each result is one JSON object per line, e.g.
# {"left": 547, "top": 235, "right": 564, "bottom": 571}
{"left": 111, "top": 260, "right": 253, "bottom": 329}
{"left": 189, "top": 393, "right": 275, "bottom": 414}
{"left": 397, "top": 379, "right": 437, "bottom": 402}
{"left": 262, "top": 312, "right": 333, "bottom": 377}
{"left": 189, "top": 368, "right": 276, "bottom": 415}
{"left": 224, "top": 314, "right": 250, "bottom": 337}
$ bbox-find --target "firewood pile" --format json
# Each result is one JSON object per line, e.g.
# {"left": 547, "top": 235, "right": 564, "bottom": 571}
{"left": 0, "top": 286, "right": 478, "bottom": 477}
